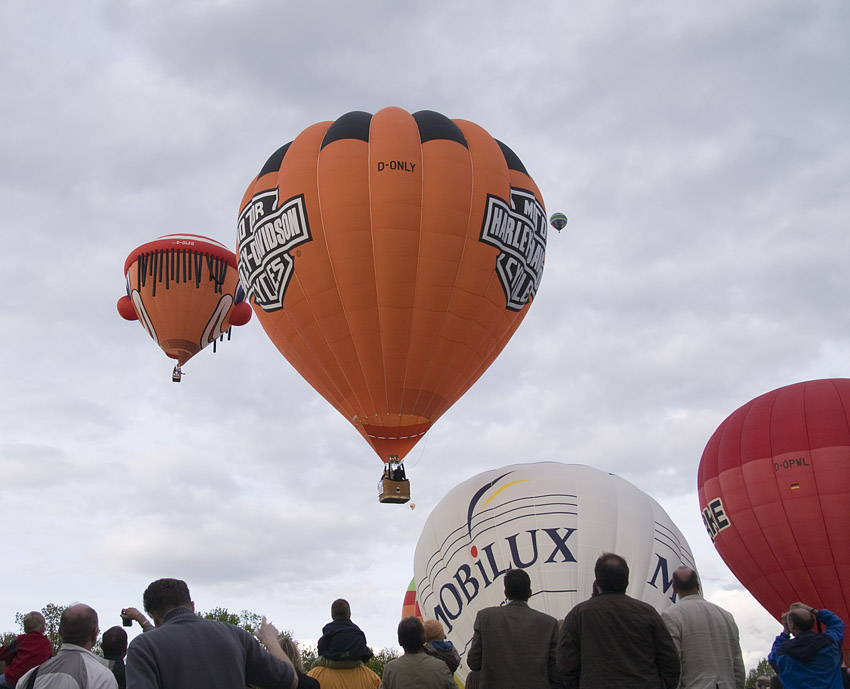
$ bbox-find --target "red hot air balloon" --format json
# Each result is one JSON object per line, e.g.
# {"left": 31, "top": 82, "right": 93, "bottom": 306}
{"left": 698, "top": 378, "right": 850, "bottom": 660}
{"left": 237, "top": 107, "right": 547, "bottom": 498}
{"left": 117, "top": 234, "right": 252, "bottom": 380}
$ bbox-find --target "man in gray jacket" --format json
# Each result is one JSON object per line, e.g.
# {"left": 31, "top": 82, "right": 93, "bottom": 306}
{"left": 467, "top": 568, "right": 559, "bottom": 689}
{"left": 380, "top": 617, "right": 455, "bottom": 689}
{"left": 125, "top": 578, "right": 296, "bottom": 689}
{"left": 661, "top": 567, "right": 745, "bottom": 689}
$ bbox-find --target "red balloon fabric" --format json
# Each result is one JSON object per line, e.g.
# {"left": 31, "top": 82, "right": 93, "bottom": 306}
{"left": 116, "top": 295, "right": 138, "bottom": 321}
{"left": 228, "top": 301, "right": 253, "bottom": 327}
{"left": 698, "top": 378, "right": 850, "bottom": 658}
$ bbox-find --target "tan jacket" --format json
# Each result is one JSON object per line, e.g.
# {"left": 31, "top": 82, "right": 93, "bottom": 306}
{"left": 661, "top": 594, "right": 746, "bottom": 689}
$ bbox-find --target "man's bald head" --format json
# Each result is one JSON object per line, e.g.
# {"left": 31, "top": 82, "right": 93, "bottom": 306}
{"left": 787, "top": 607, "right": 815, "bottom": 635}
{"left": 58, "top": 604, "right": 99, "bottom": 650}
{"left": 671, "top": 567, "right": 700, "bottom": 596}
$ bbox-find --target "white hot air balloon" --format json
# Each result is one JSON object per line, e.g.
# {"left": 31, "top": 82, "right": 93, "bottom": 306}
{"left": 413, "top": 462, "right": 695, "bottom": 685}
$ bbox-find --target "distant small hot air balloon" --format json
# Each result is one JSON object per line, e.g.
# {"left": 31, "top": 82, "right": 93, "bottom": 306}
{"left": 698, "top": 378, "right": 850, "bottom": 662}
{"left": 549, "top": 212, "right": 568, "bottom": 232}
{"left": 237, "top": 107, "right": 548, "bottom": 497}
{"left": 117, "top": 234, "right": 252, "bottom": 380}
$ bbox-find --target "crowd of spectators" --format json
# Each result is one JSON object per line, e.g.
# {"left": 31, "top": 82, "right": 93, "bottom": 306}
{"left": 0, "top": 563, "right": 846, "bottom": 689}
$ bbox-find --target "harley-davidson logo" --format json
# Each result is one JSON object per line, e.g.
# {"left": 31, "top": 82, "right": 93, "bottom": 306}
{"left": 479, "top": 188, "right": 546, "bottom": 311}
{"left": 237, "top": 189, "right": 312, "bottom": 312}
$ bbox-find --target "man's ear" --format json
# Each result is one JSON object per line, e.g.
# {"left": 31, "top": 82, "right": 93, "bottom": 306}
{"left": 190, "top": 601, "right": 195, "bottom": 613}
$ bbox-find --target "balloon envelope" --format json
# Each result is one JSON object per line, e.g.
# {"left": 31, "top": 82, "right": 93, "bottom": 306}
{"left": 237, "top": 107, "right": 547, "bottom": 464}
{"left": 401, "top": 577, "right": 423, "bottom": 622}
{"left": 414, "top": 462, "right": 695, "bottom": 684}
{"left": 550, "top": 212, "right": 568, "bottom": 231}
{"left": 698, "top": 378, "right": 850, "bottom": 658}
{"left": 119, "top": 234, "right": 250, "bottom": 366}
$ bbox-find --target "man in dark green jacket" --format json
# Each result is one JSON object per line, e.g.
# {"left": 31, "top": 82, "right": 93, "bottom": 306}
{"left": 557, "top": 553, "right": 680, "bottom": 689}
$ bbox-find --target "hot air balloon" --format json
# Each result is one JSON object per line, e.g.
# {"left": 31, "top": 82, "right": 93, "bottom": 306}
{"left": 549, "top": 212, "right": 568, "bottom": 232}
{"left": 401, "top": 577, "right": 423, "bottom": 621}
{"left": 698, "top": 378, "right": 850, "bottom": 662}
{"left": 117, "top": 234, "right": 252, "bottom": 381}
{"left": 237, "top": 108, "right": 548, "bottom": 499}
{"left": 414, "top": 462, "right": 695, "bottom": 685}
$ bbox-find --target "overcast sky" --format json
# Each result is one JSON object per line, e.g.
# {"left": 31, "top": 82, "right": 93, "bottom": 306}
{"left": 1, "top": 0, "right": 848, "bottom": 673}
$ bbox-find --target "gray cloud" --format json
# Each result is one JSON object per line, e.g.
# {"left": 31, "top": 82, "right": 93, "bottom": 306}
{"left": 0, "top": 0, "right": 847, "bottom": 661}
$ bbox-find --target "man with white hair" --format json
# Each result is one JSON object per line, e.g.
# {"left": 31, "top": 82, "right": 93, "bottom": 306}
{"left": 16, "top": 604, "right": 118, "bottom": 689}
{"left": 661, "top": 566, "right": 745, "bottom": 689}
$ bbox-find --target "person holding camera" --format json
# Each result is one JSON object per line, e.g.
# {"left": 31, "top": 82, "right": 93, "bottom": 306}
{"left": 768, "top": 602, "right": 844, "bottom": 689}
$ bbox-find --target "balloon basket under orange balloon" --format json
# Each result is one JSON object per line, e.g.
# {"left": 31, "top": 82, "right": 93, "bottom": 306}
{"left": 378, "top": 478, "right": 411, "bottom": 504}
{"left": 378, "top": 457, "right": 410, "bottom": 503}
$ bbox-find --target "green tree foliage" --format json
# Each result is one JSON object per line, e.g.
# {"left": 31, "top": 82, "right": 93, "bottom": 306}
{"left": 197, "top": 608, "right": 400, "bottom": 679}
{"left": 14, "top": 604, "right": 67, "bottom": 655}
{"left": 301, "top": 644, "right": 318, "bottom": 672}
{"left": 745, "top": 657, "right": 775, "bottom": 688}
{"left": 200, "top": 608, "right": 266, "bottom": 636}
{"left": 365, "top": 647, "right": 400, "bottom": 678}
{"left": 199, "top": 608, "right": 294, "bottom": 652}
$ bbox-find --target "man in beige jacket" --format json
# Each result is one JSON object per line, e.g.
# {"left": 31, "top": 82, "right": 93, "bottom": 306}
{"left": 661, "top": 567, "right": 745, "bottom": 689}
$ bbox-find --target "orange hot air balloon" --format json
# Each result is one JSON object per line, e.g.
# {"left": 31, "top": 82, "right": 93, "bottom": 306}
{"left": 698, "top": 379, "right": 850, "bottom": 661}
{"left": 237, "top": 108, "right": 547, "bottom": 494}
{"left": 117, "top": 234, "right": 252, "bottom": 380}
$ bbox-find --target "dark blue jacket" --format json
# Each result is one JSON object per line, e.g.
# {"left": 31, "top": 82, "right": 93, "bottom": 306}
{"left": 317, "top": 619, "right": 372, "bottom": 662}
